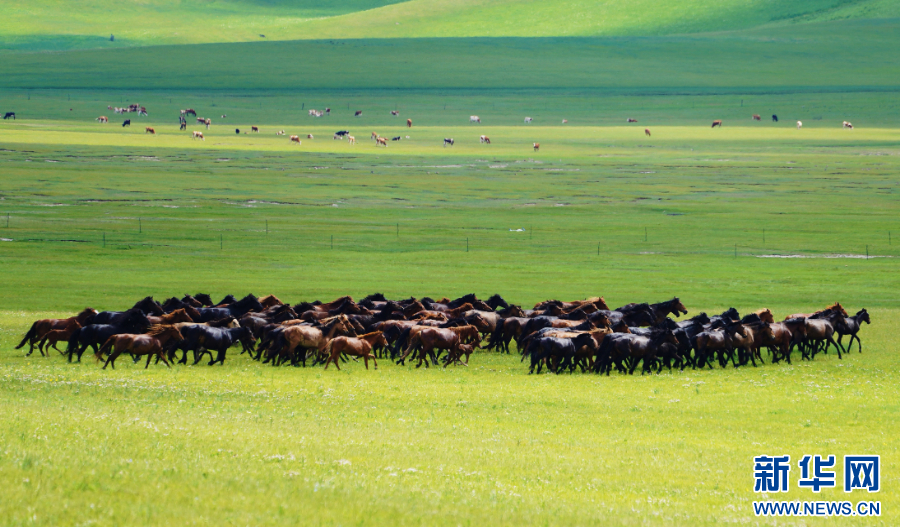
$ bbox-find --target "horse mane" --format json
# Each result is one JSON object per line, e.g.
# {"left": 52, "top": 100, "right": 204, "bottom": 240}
{"left": 362, "top": 293, "right": 387, "bottom": 302}
{"left": 147, "top": 324, "right": 179, "bottom": 336}
{"left": 77, "top": 307, "right": 97, "bottom": 317}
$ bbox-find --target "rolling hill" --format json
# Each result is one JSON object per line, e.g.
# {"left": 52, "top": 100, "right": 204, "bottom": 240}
{"left": 1, "top": 0, "right": 898, "bottom": 51}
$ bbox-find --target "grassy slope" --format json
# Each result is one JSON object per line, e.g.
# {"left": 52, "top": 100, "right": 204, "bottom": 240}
{"left": 1, "top": 0, "right": 899, "bottom": 50}
{"left": 0, "top": 0, "right": 407, "bottom": 50}
{"left": 0, "top": 19, "right": 898, "bottom": 92}
{"left": 295, "top": 0, "right": 900, "bottom": 39}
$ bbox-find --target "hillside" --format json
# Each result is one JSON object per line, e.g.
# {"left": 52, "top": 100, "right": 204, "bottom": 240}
{"left": 1, "top": 0, "right": 898, "bottom": 51}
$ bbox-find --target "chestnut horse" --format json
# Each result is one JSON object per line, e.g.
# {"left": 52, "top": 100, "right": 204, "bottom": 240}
{"left": 36, "top": 320, "right": 82, "bottom": 356}
{"left": 147, "top": 308, "right": 193, "bottom": 325}
{"left": 17, "top": 308, "right": 97, "bottom": 355}
{"left": 323, "top": 331, "right": 388, "bottom": 370}
{"left": 100, "top": 325, "right": 184, "bottom": 369}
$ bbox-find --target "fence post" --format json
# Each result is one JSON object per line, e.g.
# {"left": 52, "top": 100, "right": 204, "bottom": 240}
{"left": 890, "top": 231, "right": 892, "bottom": 245}
{"left": 139, "top": 218, "right": 142, "bottom": 234}
{"left": 396, "top": 223, "right": 399, "bottom": 237}
{"left": 103, "top": 232, "right": 106, "bottom": 248}
{"left": 331, "top": 235, "right": 334, "bottom": 249}
{"left": 466, "top": 237, "right": 469, "bottom": 252}
{"left": 645, "top": 227, "right": 648, "bottom": 242}
{"left": 5, "top": 213, "right": 8, "bottom": 228}
{"left": 866, "top": 245, "right": 869, "bottom": 260}
{"left": 763, "top": 228, "right": 765, "bottom": 244}
{"left": 597, "top": 242, "right": 600, "bottom": 256}
{"left": 734, "top": 244, "right": 737, "bottom": 258}
{"left": 266, "top": 219, "right": 268, "bottom": 235}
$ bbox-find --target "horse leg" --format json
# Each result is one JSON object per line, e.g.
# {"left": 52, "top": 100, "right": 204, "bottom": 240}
{"left": 103, "top": 350, "right": 120, "bottom": 369}
{"left": 145, "top": 353, "right": 153, "bottom": 369}
{"left": 829, "top": 336, "right": 843, "bottom": 359}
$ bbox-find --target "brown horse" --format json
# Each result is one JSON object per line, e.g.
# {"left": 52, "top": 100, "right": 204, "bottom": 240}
{"left": 323, "top": 331, "right": 387, "bottom": 370}
{"left": 259, "top": 294, "right": 284, "bottom": 308}
{"left": 407, "top": 119, "right": 412, "bottom": 128}
{"left": 711, "top": 120, "right": 723, "bottom": 128}
{"left": 147, "top": 308, "right": 193, "bottom": 325}
{"left": 786, "top": 302, "right": 848, "bottom": 320}
{"left": 100, "top": 325, "right": 184, "bottom": 369}
{"left": 145, "top": 127, "right": 155, "bottom": 134}
{"left": 17, "top": 308, "right": 98, "bottom": 355}
{"left": 402, "top": 325, "right": 480, "bottom": 368}
{"left": 36, "top": 320, "right": 82, "bottom": 356}
{"left": 645, "top": 129, "right": 651, "bottom": 137}
{"left": 753, "top": 308, "right": 775, "bottom": 323}
{"left": 276, "top": 316, "right": 354, "bottom": 365}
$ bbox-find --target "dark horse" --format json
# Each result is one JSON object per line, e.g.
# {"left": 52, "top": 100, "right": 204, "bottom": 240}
{"left": 3, "top": 112, "right": 14, "bottom": 120}
{"left": 66, "top": 308, "right": 151, "bottom": 362}
{"left": 615, "top": 298, "right": 688, "bottom": 325}
{"left": 835, "top": 309, "right": 870, "bottom": 353}
{"left": 181, "top": 326, "right": 255, "bottom": 366}
{"left": 195, "top": 294, "right": 263, "bottom": 322}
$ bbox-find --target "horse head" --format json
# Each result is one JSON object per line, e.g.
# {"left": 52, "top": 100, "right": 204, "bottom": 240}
{"left": 486, "top": 294, "right": 510, "bottom": 310}
{"left": 193, "top": 293, "right": 214, "bottom": 307}
{"left": 857, "top": 309, "right": 870, "bottom": 324}
{"left": 671, "top": 297, "right": 688, "bottom": 316}
{"left": 134, "top": 296, "right": 164, "bottom": 316}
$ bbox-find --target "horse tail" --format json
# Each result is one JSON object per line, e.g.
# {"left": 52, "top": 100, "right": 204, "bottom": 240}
{"left": 66, "top": 328, "right": 82, "bottom": 356}
{"left": 402, "top": 333, "right": 421, "bottom": 359}
{"left": 324, "top": 339, "right": 335, "bottom": 357}
{"left": 16, "top": 322, "right": 38, "bottom": 349}
{"left": 486, "top": 323, "right": 504, "bottom": 351}
{"left": 98, "top": 335, "right": 116, "bottom": 361}
{"left": 392, "top": 327, "right": 412, "bottom": 358}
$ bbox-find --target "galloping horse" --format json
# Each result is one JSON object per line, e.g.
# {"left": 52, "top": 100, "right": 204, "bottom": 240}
{"left": 323, "top": 331, "right": 387, "bottom": 370}
{"left": 17, "top": 308, "right": 98, "bottom": 356}
{"left": 35, "top": 320, "right": 82, "bottom": 356}
{"left": 100, "top": 325, "right": 184, "bottom": 369}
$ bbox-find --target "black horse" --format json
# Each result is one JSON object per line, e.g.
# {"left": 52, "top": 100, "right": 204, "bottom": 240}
{"left": 3, "top": 112, "right": 14, "bottom": 120}
{"left": 834, "top": 309, "right": 870, "bottom": 353}
{"left": 181, "top": 326, "right": 255, "bottom": 365}
{"left": 195, "top": 294, "right": 262, "bottom": 322}
{"left": 66, "top": 309, "right": 150, "bottom": 362}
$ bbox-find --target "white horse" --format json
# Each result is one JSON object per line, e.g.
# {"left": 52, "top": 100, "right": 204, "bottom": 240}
{"left": 524, "top": 117, "right": 533, "bottom": 124}
{"left": 470, "top": 116, "right": 481, "bottom": 123}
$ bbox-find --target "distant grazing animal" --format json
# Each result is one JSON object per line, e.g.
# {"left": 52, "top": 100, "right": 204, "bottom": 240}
{"left": 308, "top": 109, "right": 318, "bottom": 116}
{"left": 524, "top": 117, "right": 533, "bottom": 123}
{"left": 711, "top": 120, "right": 722, "bottom": 128}
{"left": 307, "top": 134, "right": 314, "bottom": 139}
{"left": 192, "top": 131, "right": 204, "bottom": 140}
{"left": 180, "top": 121, "right": 187, "bottom": 130}
{"left": 533, "top": 142, "right": 540, "bottom": 151}
{"left": 562, "top": 119, "right": 568, "bottom": 124}
{"left": 290, "top": 135, "right": 300, "bottom": 143}
{"left": 182, "top": 109, "right": 197, "bottom": 117}
{"left": 204, "top": 118, "right": 211, "bottom": 129}
{"left": 196, "top": 117, "right": 206, "bottom": 123}
{"left": 470, "top": 116, "right": 481, "bottom": 123}
{"left": 145, "top": 127, "right": 155, "bottom": 134}
{"left": 391, "top": 110, "right": 399, "bottom": 116}
{"left": 480, "top": 135, "right": 490, "bottom": 144}
{"left": 251, "top": 126, "right": 259, "bottom": 133}
{"left": 4, "top": 112, "right": 16, "bottom": 120}
{"left": 752, "top": 114, "right": 761, "bottom": 121}
{"left": 772, "top": 114, "right": 779, "bottom": 122}
{"left": 221, "top": 115, "right": 226, "bottom": 119}
{"left": 325, "top": 108, "right": 330, "bottom": 115}
{"left": 122, "top": 119, "right": 131, "bottom": 127}
{"left": 843, "top": 121, "right": 853, "bottom": 129}
{"left": 376, "top": 136, "right": 388, "bottom": 147}
{"left": 355, "top": 110, "right": 363, "bottom": 117}
{"left": 407, "top": 118, "right": 412, "bottom": 128}
{"left": 392, "top": 136, "right": 401, "bottom": 141}
{"left": 371, "top": 131, "right": 379, "bottom": 140}
{"left": 276, "top": 130, "right": 285, "bottom": 135}
{"left": 334, "top": 130, "right": 349, "bottom": 139}
{"left": 645, "top": 129, "right": 651, "bottom": 137}
{"left": 96, "top": 116, "right": 108, "bottom": 123}
{"left": 235, "top": 128, "right": 240, "bottom": 134}
{"left": 797, "top": 121, "right": 803, "bottom": 129}
{"left": 627, "top": 118, "right": 638, "bottom": 123}
{"left": 347, "top": 135, "right": 356, "bottom": 144}
{"left": 443, "top": 138, "right": 454, "bottom": 147}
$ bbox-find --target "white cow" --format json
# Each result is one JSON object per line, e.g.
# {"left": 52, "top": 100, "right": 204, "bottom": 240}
{"left": 843, "top": 121, "right": 853, "bottom": 129}
{"left": 524, "top": 117, "right": 533, "bottom": 124}
{"left": 470, "top": 116, "right": 481, "bottom": 123}
{"left": 797, "top": 121, "right": 803, "bottom": 129}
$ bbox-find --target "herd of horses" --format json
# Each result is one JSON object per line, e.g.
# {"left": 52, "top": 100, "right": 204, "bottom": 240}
{"left": 14, "top": 293, "right": 870, "bottom": 375}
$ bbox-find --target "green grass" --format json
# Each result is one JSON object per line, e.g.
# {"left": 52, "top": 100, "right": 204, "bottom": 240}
{"left": 2, "top": 101, "right": 899, "bottom": 523}
{"left": 2, "top": 0, "right": 899, "bottom": 50}
{"left": 2, "top": 6, "right": 900, "bottom": 522}
{"left": 1, "top": 19, "right": 899, "bottom": 93}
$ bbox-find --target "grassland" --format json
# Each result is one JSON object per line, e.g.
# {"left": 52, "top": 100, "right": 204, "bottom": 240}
{"left": 2, "top": 5, "right": 900, "bottom": 523}
{"left": 2, "top": 96, "right": 899, "bottom": 523}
